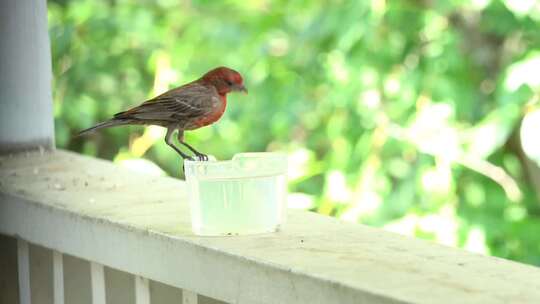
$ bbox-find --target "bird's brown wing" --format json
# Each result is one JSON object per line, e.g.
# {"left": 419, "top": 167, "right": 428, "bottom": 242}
{"left": 114, "top": 83, "right": 216, "bottom": 125}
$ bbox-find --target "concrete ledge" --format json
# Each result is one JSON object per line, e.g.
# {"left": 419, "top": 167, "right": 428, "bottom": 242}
{"left": 1, "top": 150, "right": 539, "bottom": 304}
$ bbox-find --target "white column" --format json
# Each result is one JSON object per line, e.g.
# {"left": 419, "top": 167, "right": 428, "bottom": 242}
{"left": 0, "top": 0, "right": 55, "bottom": 153}
{"left": 17, "top": 239, "right": 31, "bottom": 304}
{"left": 183, "top": 290, "right": 198, "bottom": 304}
{"left": 90, "top": 262, "right": 106, "bottom": 304}
{"left": 135, "top": 276, "right": 150, "bottom": 304}
{"left": 53, "top": 251, "right": 65, "bottom": 304}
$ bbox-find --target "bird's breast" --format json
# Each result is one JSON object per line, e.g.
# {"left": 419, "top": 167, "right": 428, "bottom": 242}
{"left": 193, "top": 95, "right": 227, "bottom": 128}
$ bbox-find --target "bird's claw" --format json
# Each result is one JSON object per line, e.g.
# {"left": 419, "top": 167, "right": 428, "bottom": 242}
{"left": 182, "top": 154, "right": 207, "bottom": 172}
{"left": 196, "top": 153, "right": 209, "bottom": 161}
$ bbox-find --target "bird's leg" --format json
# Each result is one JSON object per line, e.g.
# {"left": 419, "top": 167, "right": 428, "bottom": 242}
{"left": 177, "top": 130, "right": 208, "bottom": 161}
{"left": 165, "top": 127, "right": 194, "bottom": 161}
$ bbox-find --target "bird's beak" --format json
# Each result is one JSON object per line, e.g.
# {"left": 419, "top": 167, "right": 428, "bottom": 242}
{"left": 235, "top": 84, "right": 248, "bottom": 94}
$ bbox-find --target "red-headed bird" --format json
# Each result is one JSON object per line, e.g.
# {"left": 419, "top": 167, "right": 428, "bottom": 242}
{"left": 78, "top": 67, "right": 247, "bottom": 161}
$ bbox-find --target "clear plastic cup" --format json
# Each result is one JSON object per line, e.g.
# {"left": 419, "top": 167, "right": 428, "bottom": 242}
{"left": 184, "top": 153, "right": 287, "bottom": 236}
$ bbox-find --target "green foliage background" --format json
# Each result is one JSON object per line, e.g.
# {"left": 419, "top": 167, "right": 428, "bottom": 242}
{"left": 48, "top": 0, "right": 540, "bottom": 266}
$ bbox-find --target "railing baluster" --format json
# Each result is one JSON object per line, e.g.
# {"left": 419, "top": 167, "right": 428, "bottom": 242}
{"left": 135, "top": 276, "right": 150, "bottom": 304}
{"left": 182, "top": 290, "right": 198, "bottom": 304}
{"left": 17, "top": 239, "right": 31, "bottom": 304}
{"left": 90, "top": 262, "right": 106, "bottom": 304}
{"left": 53, "top": 251, "right": 64, "bottom": 304}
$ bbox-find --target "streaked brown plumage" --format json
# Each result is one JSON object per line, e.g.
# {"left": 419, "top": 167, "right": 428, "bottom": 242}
{"left": 78, "top": 66, "right": 247, "bottom": 161}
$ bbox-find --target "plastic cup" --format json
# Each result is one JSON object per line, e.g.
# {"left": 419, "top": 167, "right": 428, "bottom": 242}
{"left": 184, "top": 153, "right": 287, "bottom": 236}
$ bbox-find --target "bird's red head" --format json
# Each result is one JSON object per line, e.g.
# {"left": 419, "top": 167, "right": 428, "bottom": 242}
{"left": 201, "top": 66, "right": 247, "bottom": 95}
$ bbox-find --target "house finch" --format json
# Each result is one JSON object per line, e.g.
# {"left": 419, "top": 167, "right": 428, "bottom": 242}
{"left": 78, "top": 66, "right": 247, "bottom": 161}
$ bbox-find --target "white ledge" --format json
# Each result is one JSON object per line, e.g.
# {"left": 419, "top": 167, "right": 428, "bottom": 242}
{"left": 1, "top": 150, "right": 540, "bottom": 304}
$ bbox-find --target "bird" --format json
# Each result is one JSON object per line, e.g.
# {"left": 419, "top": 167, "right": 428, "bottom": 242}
{"left": 78, "top": 66, "right": 247, "bottom": 161}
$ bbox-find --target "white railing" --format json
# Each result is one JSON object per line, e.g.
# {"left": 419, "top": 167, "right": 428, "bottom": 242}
{"left": 2, "top": 149, "right": 540, "bottom": 304}
{"left": 6, "top": 238, "right": 203, "bottom": 304}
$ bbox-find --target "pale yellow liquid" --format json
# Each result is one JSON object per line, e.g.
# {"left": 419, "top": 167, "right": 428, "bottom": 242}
{"left": 189, "top": 174, "right": 286, "bottom": 235}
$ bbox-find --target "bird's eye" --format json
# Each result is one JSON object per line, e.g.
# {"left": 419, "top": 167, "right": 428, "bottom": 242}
{"left": 226, "top": 80, "right": 233, "bottom": 86}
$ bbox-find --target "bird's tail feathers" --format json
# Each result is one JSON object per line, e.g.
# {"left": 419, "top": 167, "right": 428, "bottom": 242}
{"left": 76, "top": 119, "right": 129, "bottom": 137}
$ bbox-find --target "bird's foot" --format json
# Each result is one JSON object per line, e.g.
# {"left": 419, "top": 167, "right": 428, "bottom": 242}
{"left": 195, "top": 153, "right": 209, "bottom": 161}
